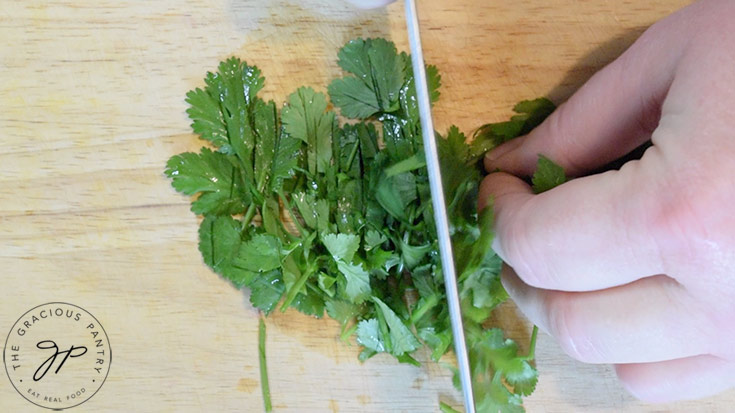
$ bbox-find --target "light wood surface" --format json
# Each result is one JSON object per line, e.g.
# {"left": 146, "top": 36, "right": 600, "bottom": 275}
{"left": 2, "top": 0, "right": 732, "bottom": 412}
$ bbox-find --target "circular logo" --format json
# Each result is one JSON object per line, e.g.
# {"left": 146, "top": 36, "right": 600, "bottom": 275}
{"left": 3, "top": 302, "right": 111, "bottom": 410}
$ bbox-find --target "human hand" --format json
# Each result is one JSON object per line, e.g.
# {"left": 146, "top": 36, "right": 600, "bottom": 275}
{"left": 479, "top": 0, "right": 735, "bottom": 403}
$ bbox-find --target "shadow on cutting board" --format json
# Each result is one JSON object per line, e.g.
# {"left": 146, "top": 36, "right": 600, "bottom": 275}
{"left": 545, "top": 26, "right": 649, "bottom": 104}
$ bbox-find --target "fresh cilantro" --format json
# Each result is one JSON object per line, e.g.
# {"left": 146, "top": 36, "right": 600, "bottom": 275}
{"left": 198, "top": 215, "right": 254, "bottom": 287}
{"left": 322, "top": 233, "right": 360, "bottom": 262}
{"left": 439, "top": 401, "right": 462, "bottom": 413}
{"left": 532, "top": 155, "right": 567, "bottom": 194}
{"left": 281, "top": 87, "right": 335, "bottom": 175}
{"left": 336, "top": 260, "right": 372, "bottom": 304}
{"left": 470, "top": 97, "right": 556, "bottom": 161}
{"left": 373, "top": 297, "right": 421, "bottom": 356}
{"left": 167, "top": 37, "right": 557, "bottom": 413}
{"left": 248, "top": 270, "right": 285, "bottom": 315}
{"left": 165, "top": 148, "right": 249, "bottom": 215}
{"left": 328, "top": 38, "right": 405, "bottom": 118}
{"left": 258, "top": 316, "right": 272, "bottom": 413}
{"left": 356, "top": 318, "right": 386, "bottom": 353}
{"left": 233, "top": 234, "right": 284, "bottom": 273}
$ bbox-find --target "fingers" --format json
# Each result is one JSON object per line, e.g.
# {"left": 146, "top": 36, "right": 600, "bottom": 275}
{"left": 616, "top": 355, "right": 735, "bottom": 403}
{"left": 501, "top": 267, "right": 714, "bottom": 364}
{"left": 485, "top": 18, "right": 684, "bottom": 177}
{"left": 479, "top": 159, "right": 665, "bottom": 291}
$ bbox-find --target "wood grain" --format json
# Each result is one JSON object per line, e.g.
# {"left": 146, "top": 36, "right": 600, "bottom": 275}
{"left": 2, "top": 0, "right": 732, "bottom": 411}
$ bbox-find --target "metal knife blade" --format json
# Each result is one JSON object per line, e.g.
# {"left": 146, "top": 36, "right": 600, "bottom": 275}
{"left": 403, "top": 1, "right": 476, "bottom": 411}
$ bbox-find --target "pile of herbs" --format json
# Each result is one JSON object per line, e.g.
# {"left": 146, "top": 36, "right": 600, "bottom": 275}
{"left": 165, "top": 37, "right": 560, "bottom": 412}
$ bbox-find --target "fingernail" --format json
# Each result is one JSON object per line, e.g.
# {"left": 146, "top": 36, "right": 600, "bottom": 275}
{"left": 485, "top": 146, "right": 507, "bottom": 163}
{"left": 484, "top": 137, "right": 525, "bottom": 169}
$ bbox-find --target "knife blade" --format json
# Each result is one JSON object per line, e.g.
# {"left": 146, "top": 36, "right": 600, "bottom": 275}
{"left": 403, "top": 1, "right": 476, "bottom": 411}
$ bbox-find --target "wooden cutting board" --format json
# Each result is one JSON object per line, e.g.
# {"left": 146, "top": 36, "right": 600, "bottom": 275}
{"left": 2, "top": 0, "right": 732, "bottom": 411}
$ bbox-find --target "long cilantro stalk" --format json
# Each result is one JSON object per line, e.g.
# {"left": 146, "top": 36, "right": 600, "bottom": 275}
{"left": 165, "top": 38, "right": 562, "bottom": 412}
{"left": 259, "top": 315, "right": 272, "bottom": 413}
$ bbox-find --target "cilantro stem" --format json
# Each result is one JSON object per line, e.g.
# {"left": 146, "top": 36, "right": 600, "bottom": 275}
{"left": 279, "top": 264, "right": 316, "bottom": 311}
{"left": 241, "top": 203, "right": 257, "bottom": 233}
{"left": 258, "top": 314, "right": 272, "bottom": 413}
{"left": 340, "top": 322, "right": 358, "bottom": 343}
{"left": 410, "top": 293, "right": 440, "bottom": 324}
{"left": 439, "top": 401, "right": 462, "bottom": 413}
{"left": 521, "top": 325, "right": 539, "bottom": 361}
{"left": 278, "top": 190, "right": 307, "bottom": 237}
{"left": 345, "top": 137, "right": 361, "bottom": 172}
{"left": 374, "top": 302, "right": 393, "bottom": 353}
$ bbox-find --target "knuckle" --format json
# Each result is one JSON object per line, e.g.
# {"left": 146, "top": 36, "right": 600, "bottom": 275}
{"left": 539, "top": 104, "right": 585, "bottom": 175}
{"left": 545, "top": 294, "right": 603, "bottom": 363}
{"left": 646, "top": 170, "right": 717, "bottom": 265}
{"left": 498, "top": 201, "right": 547, "bottom": 288}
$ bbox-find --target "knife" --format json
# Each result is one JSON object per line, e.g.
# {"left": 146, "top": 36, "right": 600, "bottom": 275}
{"left": 404, "top": 1, "right": 476, "bottom": 412}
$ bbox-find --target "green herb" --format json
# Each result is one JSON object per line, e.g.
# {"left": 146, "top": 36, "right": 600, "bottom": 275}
{"left": 165, "top": 38, "right": 557, "bottom": 412}
{"left": 532, "top": 155, "right": 567, "bottom": 194}
{"left": 472, "top": 97, "right": 555, "bottom": 154}
{"left": 259, "top": 315, "right": 272, "bottom": 413}
{"left": 440, "top": 401, "right": 463, "bottom": 413}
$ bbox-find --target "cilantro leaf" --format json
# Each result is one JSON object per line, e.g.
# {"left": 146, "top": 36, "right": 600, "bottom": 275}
{"left": 513, "top": 98, "right": 556, "bottom": 132}
{"left": 322, "top": 233, "right": 360, "bottom": 262}
{"left": 197, "top": 215, "right": 255, "bottom": 285}
{"left": 399, "top": 239, "right": 433, "bottom": 271}
{"left": 281, "top": 87, "right": 334, "bottom": 175}
{"left": 426, "top": 64, "right": 442, "bottom": 104}
{"left": 336, "top": 261, "right": 371, "bottom": 304}
{"left": 233, "top": 234, "right": 284, "bottom": 273}
{"left": 186, "top": 58, "right": 265, "bottom": 192}
{"left": 472, "top": 328, "right": 538, "bottom": 398}
{"left": 248, "top": 270, "right": 285, "bottom": 315}
{"left": 475, "top": 379, "right": 524, "bottom": 413}
{"left": 455, "top": 206, "right": 495, "bottom": 280}
{"left": 373, "top": 297, "right": 420, "bottom": 356}
{"left": 253, "top": 99, "right": 278, "bottom": 191}
{"left": 532, "top": 155, "right": 567, "bottom": 194}
{"left": 211, "top": 59, "right": 263, "bottom": 164}
{"left": 318, "top": 273, "right": 337, "bottom": 297}
{"left": 325, "top": 299, "right": 360, "bottom": 328}
{"left": 292, "top": 191, "right": 317, "bottom": 229}
{"left": 328, "top": 38, "right": 405, "bottom": 119}
{"left": 399, "top": 63, "right": 442, "bottom": 123}
{"left": 185, "top": 84, "right": 228, "bottom": 148}
{"left": 356, "top": 318, "right": 385, "bottom": 353}
{"left": 471, "top": 97, "right": 556, "bottom": 160}
{"left": 364, "top": 230, "right": 387, "bottom": 251}
{"left": 198, "top": 216, "right": 240, "bottom": 270}
{"left": 291, "top": 291, "right": 325, "bottom": 318}
{"left": 374, "top": 172, "right": 417, "bottom": 222}
{"left": 461, "top": 256, "right": 506, "bottom": 311}
{"left": 267, "top": 132, "right": 301, "bottom": 193}
{"left": 438, "top": 126, "right": 479, "bottom": 221}
{"left": 165, "top": 148, "right": 249, "bottom": 215}
{"left": 327, "top": 77, "right": 380, "bottom": 119}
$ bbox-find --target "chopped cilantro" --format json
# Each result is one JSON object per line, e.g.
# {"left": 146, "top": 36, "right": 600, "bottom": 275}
{"left": 166, "top": 37, "right": 558, "bottom": 412}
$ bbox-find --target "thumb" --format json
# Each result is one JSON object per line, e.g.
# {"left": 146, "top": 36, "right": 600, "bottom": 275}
{"left": 478, "top": 162, "right": 665, "bottom": 292}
